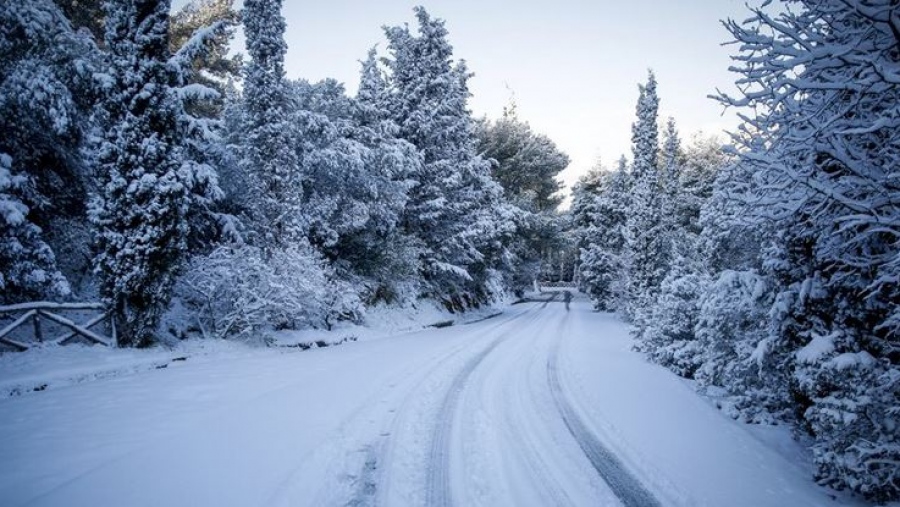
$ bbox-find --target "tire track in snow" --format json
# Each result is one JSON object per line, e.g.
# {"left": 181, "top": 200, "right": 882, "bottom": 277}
{"left": 547, "top": 317, "right": 663, "bottom": 507}
{"left": 265, "top": 310, "right": 534, "bottom": 507}
{"left": 483, "top": 307, "right": 580, "bottom": 506}
{"left": 425, "top": 304, "right": 548, "bottom": 507}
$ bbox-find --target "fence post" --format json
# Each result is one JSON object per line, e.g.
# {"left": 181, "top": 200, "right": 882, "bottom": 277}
{"left": 32, "top": 313, "right": 43, "bottom": 343}
{"left": 110, "top": 315, "right": 117, "bottom": 347}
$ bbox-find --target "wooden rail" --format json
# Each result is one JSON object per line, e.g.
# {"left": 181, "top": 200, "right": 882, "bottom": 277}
{"left": 539, "top": 281, "right": 577, "bottom": 288}
{"left": 0, "top": 302, "right": 115, "bottom": 351}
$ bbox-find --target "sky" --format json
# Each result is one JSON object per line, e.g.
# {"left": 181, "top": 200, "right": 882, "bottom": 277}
{"left": 199, "top": 0, "right": 753, "bottom": 199}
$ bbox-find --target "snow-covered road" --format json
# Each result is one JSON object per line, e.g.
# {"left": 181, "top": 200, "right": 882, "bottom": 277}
{"left": 0, "top": 296, "right": 848, "bottom": 506}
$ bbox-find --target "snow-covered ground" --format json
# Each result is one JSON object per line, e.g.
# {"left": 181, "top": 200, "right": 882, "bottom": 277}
{"left": 0, "top": 294, "right": 859, "bottom": 506}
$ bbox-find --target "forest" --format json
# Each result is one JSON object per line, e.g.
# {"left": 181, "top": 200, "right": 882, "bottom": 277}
{"left": 1, "top": 0, "right": 898, "bottom": 501}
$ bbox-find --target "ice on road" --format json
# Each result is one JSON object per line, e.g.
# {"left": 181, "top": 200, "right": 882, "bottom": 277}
{"left": 0, "top": 296, "right": 844, "bottom": 506}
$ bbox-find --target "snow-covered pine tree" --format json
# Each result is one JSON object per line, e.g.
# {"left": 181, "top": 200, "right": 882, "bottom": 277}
{"left": 476, "top": 106, "right": 569, "bottom": 213}
{"left": 475, "top": 105, "right": 569, "bottom": 294}
{"left": 0, "top": 153, "right": 70, "bottom": 303}
{"left": 715, "top": 1, "right": 900, "bottom": 498}
{"left": 345, "top": 50, "right": 424, "bottom": 304}
{"left": 639, "top": 135, "right": 726, "bottom": 374}
{"left": 356, "top": 48, "right": 391, "bottom": 124}
{"left": 289, "top": 76, "right": 418, "bottom": 306}
{"left": 169, "top": 0, "right": 241, "bottom": 119}
{"left": 0, "top": 0, "right": 101, "bottom": 298}
{"left": 659, "top": 117, "right": 683, "bottom": 235}
{"left": 570, "top": 166, "right": 605, "bottom": 253}
{"left": 92, "top": 0, "right": 216, "bottom": 346}
{"left": 688, "top": 152, "right": 778, "bottom": 414}
{"left": 383, "top": 7, "right": 513, "bottom": 306}
{"left": 240, "top": 0, "right": 302, "bottom": 245}
{"left": 622, "top": 71, "right": 668, "bottom": 322}
{"left": 579, "top": 157, "right": 631, "bottom": 310}
{"left": 660, "top": 117, "right": 682, "bottom": 198}
{"left": 640, "top": 239, "right": 710, "bottom": 377}
{"left": 678, "top": 135, "right": 727, "bottom": 238}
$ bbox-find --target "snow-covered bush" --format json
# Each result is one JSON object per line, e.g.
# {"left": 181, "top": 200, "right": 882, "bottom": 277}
{"left": 639, "top": 255, "right": 710, "bottom": 377}
{"left": 794, "top": 331, "right": 900, "bottom": 501}
{"left": 693, "top": 270, "right": 782, "bottom": 422}
{"left": 175, "top": 243, "right": 358, "bottom": 342}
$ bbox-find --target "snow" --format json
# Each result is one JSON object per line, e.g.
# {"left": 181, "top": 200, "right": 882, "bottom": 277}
{"left": 0, "top": 295, "right": 857, "bottom": 507}
{"left": 560, "top": 301, "right": 858, "bottom": 506}
{"left": 828, "top": 351, "right": 876, "bottom": 371}
{"left": 796, "top": 333, "right": 836, "bottom": 364}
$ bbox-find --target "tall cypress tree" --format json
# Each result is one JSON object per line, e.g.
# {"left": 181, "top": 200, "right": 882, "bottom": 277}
{"left": 623, "top": 71, "right": 668, "bottom": 321}
{"left": 92, "top": 0, "right": 202, "bottom": 346}
{"left": 241, "top": 0, "right": 302, "bottom": 245}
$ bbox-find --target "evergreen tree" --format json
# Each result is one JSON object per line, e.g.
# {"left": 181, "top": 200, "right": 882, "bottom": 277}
{"left": 710, "top": 1, "right": 900, "bottom": 498}
{"left": 382, "top": 7, "right": 513, "bottom": 305}
{"left": 622, "top": 71, "right": 667, "bottom": 321}
{"left": 291, "top": 77, "right": 419, "bottom": 304}
{"left": 569, "top": 166, "right": 605, "bottom": 249}
{"left": 638, "top": 135, "right": 726, "bottom": 372}
{"left": 356, "top": 48, "right": 390, "bottom": 123}
{"left": 475, "top": 104, "right": 570, "bottom": 293}
{"left": 660, "top": 117, "right": 681, "bottom": 194}
{"left": 169, "top": 0, "right": 242, "bottom": 105}
{"left": 659, "top": 117, "right": 682, "bottom": 236}
{"left": 0, "top": 0, "right": 101, "bottom": 297}
{"left": 0, "top": 154, "right": 70, "bottom": 303}
{"left": 579, "top": 157, "right": 631, "bottom": 310}
{"left": 348, "top": 53, "right": 425, "bottom": 303}
{"left": 91, "top": 0, "right": 217, "bottom": 346}
{"left": 240, "top": 0, "right": 302, "bottom": 245}
{"left": 476, "top": 107, "right": 568, "bottom": 213}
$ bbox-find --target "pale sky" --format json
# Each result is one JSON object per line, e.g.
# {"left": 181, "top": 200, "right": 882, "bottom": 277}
{"left": 203, "top": 0, "right": 752, "bottom": 198}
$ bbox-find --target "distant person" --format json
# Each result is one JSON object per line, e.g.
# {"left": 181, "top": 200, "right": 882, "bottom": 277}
{"left": 563, "top": 290, "right": 572, "bottom": 311}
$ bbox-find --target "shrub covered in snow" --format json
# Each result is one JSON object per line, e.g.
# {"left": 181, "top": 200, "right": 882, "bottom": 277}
{"left": 794, "top": 332, "right": 900, "bottom": 500}
{"left": 176, "top": 243, "right": 361, "bottom": 342}
{"left": 692, "top": 270, "right": 782, "bottom": 423}
{"left": 638, "top": 256, "right": 709, "bottom": 378}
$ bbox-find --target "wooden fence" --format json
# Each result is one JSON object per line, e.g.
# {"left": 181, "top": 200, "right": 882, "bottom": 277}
{"left": 539, "top": 281, "right": 577, "bottom": 289}
{"left": 0, "top": 302, "right": 115, "bottom": 352}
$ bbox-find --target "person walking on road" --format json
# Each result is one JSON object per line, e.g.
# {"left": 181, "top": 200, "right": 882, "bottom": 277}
{"left": 564, "top": 290, "right": 572, "bottom": 311}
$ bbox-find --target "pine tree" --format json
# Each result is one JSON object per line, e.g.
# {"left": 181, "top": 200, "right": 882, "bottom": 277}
{"left": 356, "top": 48, "right": 390, "bottom": 124}
{"left": 476, "top": 107, "right": 569, "bottom": 213}
{"left": 91, "top": 0, "right": 214, "bottom": 346}
{"left": 0, "top": 0, "right": 100, "bottom": 297}
{"left": 169, "top": 0, "right": 242, "bottom": 119}
{"left": 660, "top": 117, "right": 681, "bottom": 194}
{"left": 240, "top": 0, "right": 302, "bottom": 245}
{"left": 639, "top": 135, "right": 726, "bottom": 373}
{"left": 0, "top": 153, "right": 70, "bottom": 303}
{"left": 712, "top": 1, "right": 900, "bottom": 498}
{"left": 622, "top": 71, "right": 667, "bottom": 321}
{"left": 290, "top": 76, "right": 419, "bottom": 304}
{"left": 382, "top": 7, "right": 512, "bottom": 305}
{"left": 579, "top": 157, "right": 631, "bottom": 310}
{"left": 475, "top": 105, "right": 569, "bottom": 294}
